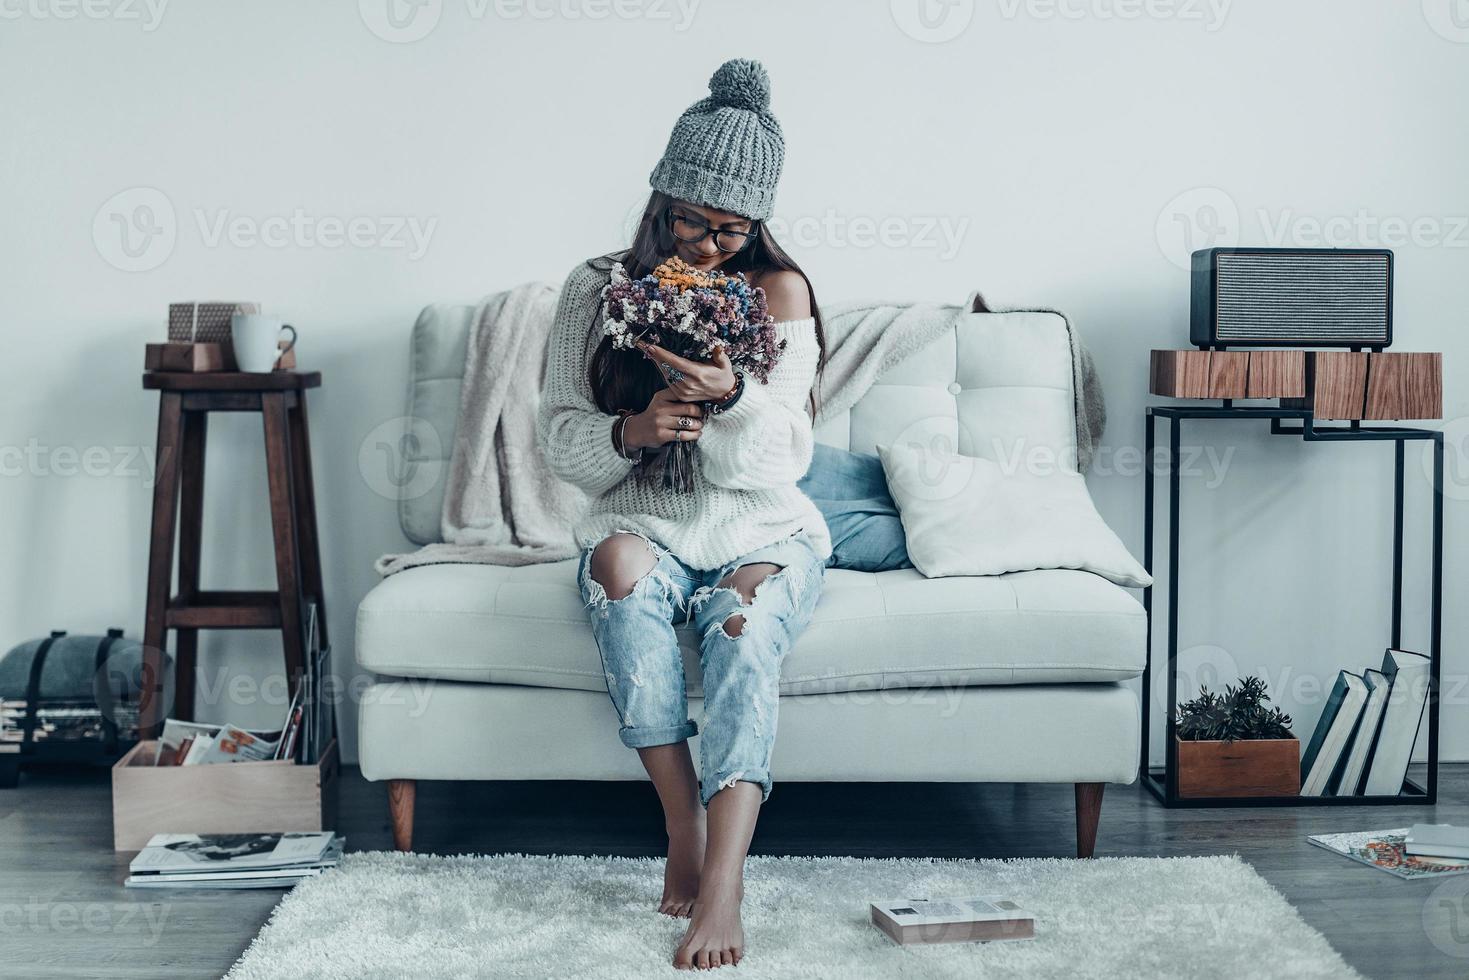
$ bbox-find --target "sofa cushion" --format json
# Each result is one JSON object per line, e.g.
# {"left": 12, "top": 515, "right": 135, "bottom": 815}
{"left": 356, "top": 562, "right": 1145, "bottom": 695}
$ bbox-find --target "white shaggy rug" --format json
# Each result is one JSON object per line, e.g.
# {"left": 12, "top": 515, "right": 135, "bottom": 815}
{"left": 225, "top": 852, "right": 1356, "bottom": 980}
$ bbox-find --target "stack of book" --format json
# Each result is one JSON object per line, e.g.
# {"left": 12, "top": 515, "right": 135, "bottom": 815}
{"left": 1404, "top": 824, "right": 1469, "bottom": 862}
{"left": 1, "top": 700, "right": 141, "bottom": 746}
{"left": 1300, "top": 648, "right": 1431, "bottom": 796}
{"left": 125, "top": 832, "right": 343, "bottom": 889}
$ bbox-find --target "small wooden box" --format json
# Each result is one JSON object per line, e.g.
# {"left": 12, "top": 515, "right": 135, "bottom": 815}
{"left": 144, "top": 340, "right": 297, "bottom": 373}
{"left": 111, "top": 738, "right": 338, "bottom": 851}
{"left": 1176, "top": 736, "right": 1300, "bottom": 798}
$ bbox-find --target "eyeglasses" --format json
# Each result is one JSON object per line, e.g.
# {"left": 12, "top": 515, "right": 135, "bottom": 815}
{"left": 665, "top": 207, "right": 757, "bottom": 253}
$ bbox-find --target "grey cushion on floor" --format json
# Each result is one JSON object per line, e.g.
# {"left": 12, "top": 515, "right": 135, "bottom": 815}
{"left": 798, "top": 443, "right": 912, "bottom": 572}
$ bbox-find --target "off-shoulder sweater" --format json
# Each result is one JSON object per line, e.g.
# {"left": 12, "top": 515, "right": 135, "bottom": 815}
{"left": 535, "top": 259, "right": 832, "bottom": 571}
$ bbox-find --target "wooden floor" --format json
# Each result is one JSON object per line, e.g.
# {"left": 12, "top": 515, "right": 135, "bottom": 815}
{"left": 3, "top": 763, "right": 1466, "bottom": 979}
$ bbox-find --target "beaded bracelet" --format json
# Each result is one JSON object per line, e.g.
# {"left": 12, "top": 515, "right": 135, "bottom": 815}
{"left": 707, "top": 372, "right": 745, "bottom": 415}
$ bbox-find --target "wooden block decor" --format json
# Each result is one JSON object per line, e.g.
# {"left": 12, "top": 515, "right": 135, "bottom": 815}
{"left": 1307, "top": 351, "right": 1370, "bottom": 420}
{"left": 1150, "top": 350, "right": 1212, "bottom": 398}
{"left": 1365, "top": 352, "right": 1442, "bottom": 420}
{"left": 1151, "top": 349, "right": 1278, "bottom": 399}
{"left": 1245, "top": 350, "right": 1306, "bottom": 398}
{"left": 1153, "top": 348, "right": 1441, "bottom": 421}
{"left": 1207, "top": 351, "right": 1249, "bottom": 399}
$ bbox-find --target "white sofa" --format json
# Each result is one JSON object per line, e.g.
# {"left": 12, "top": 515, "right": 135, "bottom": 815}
{"left": 356, "top": 304, "right": 1145, "bottom": 855}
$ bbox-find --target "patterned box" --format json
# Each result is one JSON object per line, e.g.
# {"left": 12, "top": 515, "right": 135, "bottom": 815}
{"left": 168, "top": 302, "right": 262, "bottom": 343}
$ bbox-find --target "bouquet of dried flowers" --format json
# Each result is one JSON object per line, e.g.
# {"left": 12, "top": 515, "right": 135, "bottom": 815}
{"left": 601, "top": 257, "right": 784, "bottom": 490}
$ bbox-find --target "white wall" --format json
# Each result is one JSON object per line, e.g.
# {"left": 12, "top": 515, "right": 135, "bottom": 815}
{"left": 2, "top": 0, "right": 1464, "bottom": 766}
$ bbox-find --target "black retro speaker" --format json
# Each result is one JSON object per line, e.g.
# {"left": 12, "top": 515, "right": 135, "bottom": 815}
{"left": 1190, "top": 248, "right": 1393, "bottom": 348}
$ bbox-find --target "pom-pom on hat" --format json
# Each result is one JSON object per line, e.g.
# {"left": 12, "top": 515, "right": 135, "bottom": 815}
{"left": 649, "top": 58, "right": 784, "bottom": 221}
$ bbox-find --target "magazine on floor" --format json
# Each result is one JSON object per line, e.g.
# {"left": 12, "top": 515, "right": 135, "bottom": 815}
{"left": 126, "top": 833, "right": 343, "bottom": 889}
{"left": 1308, "top": 828, "right": 1469, "bottom": 879}
{"left": 129, "top": 832, "right": 340, "bottom": 874}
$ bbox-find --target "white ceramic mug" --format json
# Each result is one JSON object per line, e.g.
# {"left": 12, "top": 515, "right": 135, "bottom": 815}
{"left": 231, "top": 314, "right": 297, "bottom": 373}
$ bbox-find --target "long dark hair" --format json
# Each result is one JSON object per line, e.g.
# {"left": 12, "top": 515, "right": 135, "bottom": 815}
{"left": 585, "top": 191, "right": 827, "bottom": 440}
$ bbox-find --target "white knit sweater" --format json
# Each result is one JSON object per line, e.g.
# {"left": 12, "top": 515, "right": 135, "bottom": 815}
{"left": 536, "top": 259, "right": 832, "bottom": 571}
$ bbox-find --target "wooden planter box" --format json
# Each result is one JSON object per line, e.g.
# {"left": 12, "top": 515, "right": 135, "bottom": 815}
{"left": 111, "top": 738, "right": 338, "bottom": 851}
{"left": 1176, "top": 736, "right": 1300, "bottom": 799}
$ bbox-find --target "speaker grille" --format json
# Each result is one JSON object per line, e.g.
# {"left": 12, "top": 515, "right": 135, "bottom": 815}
{"left": 1214, "top": 252, "right": 1390, "bottom": 343}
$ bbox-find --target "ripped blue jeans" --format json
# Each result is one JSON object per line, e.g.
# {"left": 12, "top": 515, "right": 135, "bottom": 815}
{"left": 576, "top": 528, "right": 826, "bottom": 808}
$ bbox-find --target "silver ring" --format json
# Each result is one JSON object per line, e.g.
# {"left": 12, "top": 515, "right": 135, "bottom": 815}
{"left": 664, "top": 366, "right": 684, "bottom": 384}
{"left": 678, "top": 416, "right": 691, "bottom": 429}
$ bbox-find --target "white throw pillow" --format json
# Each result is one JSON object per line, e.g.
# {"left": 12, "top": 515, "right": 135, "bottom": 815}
{"left": 877, "top": 441, "right": 1152, "bottom": 588}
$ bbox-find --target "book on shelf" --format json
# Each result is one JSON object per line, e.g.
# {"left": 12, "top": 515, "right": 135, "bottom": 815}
{"left": 1333, "top": 669, "right": 1390, "bottom": 796}
{"left": 1404, "top": 824, "right": 1469, "bottom": 861}
{"left": 870, "top": 896, "right": 1035, "bottom": 946}
{"left": 125, "top": 832, "right": 343, "bottom": 889}
{"left": 1295, "top": 647, "right": 1431, "bottom": 798}
{"left": 1300, "top": 671, "right": 1368, "bottom": 796}
{"left": 1360, "top": 649, "right": 1431, "bottom": 796}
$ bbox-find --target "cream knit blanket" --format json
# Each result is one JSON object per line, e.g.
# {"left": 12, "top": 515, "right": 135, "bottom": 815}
{"left": 375, "top": 273, "right": 1105, "bottom": 575}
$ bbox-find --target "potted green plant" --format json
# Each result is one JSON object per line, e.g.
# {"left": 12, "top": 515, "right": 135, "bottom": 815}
{"left": 1175, "top": 676, "right": 1299, "bottom": 798}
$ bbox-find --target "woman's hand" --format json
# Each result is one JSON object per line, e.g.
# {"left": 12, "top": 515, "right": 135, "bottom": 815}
{"left": 622, "top": 388, "right": 705, "bottom": 451}
{"left": 636, "top": 340, "right": 737, "bottom": 403}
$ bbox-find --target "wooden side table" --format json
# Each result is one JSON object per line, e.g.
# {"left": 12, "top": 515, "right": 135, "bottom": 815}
{"left": 1141, "top": 404, "right": 1443, "bottom": 807}
{"left": 140, "top": 371, "right": 328, "bottom": 732}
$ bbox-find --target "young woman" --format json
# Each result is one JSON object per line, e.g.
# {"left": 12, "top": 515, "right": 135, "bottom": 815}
{"left": 537, "top": 59, "right": 831, "bottom": 970}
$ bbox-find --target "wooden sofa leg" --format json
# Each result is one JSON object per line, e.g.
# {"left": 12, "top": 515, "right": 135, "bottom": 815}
{"left": 1075, "top": 782, "right": 1104, "bottom": 858}
{"left": 388, "top": 779, "right": 416, "bottom": 852}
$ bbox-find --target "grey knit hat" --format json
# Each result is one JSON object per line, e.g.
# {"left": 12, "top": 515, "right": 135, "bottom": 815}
{"left": 649, "top": 58, "right": 784, "bottom": 221}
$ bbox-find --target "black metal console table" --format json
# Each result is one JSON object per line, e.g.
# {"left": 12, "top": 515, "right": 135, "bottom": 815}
{"left": 1142, "top": 404, "right": 1444, "bottom": 807}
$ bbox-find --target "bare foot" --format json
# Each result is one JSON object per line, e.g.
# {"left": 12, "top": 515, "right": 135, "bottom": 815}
{"left": 660, "top": 816, "right": 706, "bottom": 918}
{"left": 673, "top": 878, "right": 744, "bottom": 970}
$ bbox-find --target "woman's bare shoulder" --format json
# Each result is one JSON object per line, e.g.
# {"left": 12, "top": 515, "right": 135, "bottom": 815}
{"left": 751, "top": 268, "right": 812, "bottom": 321}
